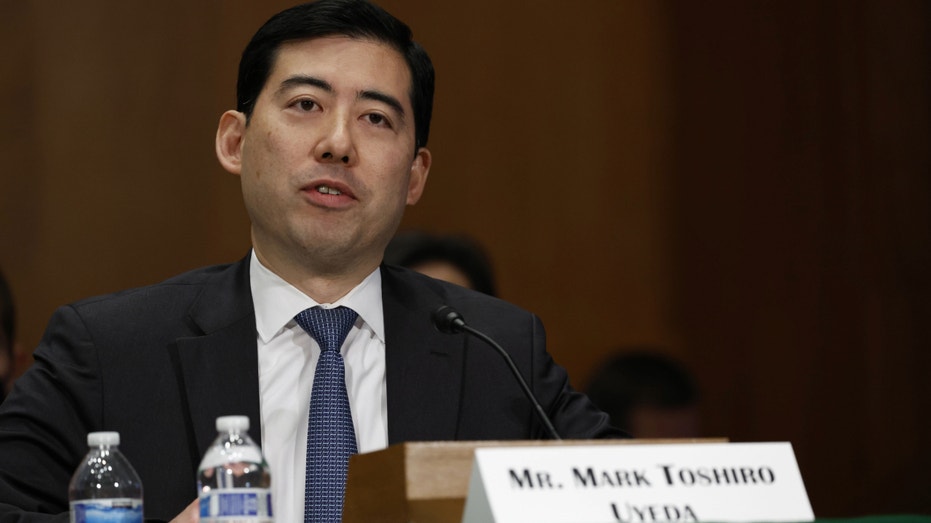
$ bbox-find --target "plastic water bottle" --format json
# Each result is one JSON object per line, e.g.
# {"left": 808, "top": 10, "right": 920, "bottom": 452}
{"left": 68, "top": 431, "right": 144, "bottom": 522}
{"left": 197, "top": 415, "right": 272, "bottom": 522}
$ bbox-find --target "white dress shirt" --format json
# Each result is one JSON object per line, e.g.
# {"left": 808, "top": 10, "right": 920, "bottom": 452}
{"left": 250, "top": 251, "right": 389, "bottom": 522}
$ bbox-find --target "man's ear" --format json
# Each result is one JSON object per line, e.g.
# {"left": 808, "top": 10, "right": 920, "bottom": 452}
{"left": 406, "top": 147, "right": 432, "bottom": 205}
{"left": 216, "top": 110, "right": 247, "bottom": 175}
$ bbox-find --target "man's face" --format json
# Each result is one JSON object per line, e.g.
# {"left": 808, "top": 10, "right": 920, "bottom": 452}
{"left": 409, "top": 260, "right": 474, "bottom": 290}
{"left": 218, "top": 36, "right": 430, "bottom": 279}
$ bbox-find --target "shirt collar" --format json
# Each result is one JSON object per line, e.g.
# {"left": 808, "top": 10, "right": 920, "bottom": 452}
{"left": 249, "top": 250, "right": 385, "bottom": 344}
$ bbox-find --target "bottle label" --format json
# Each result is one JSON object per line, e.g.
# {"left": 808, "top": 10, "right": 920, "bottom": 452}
{"left": 70, "top": 498, "right": 143, "bottom": 523}
{"left": 199, "top": 488, "right": 273, "bottom": 522}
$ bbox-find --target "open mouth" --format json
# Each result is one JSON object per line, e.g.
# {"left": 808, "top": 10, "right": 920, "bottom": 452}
{"left": 315, "top": 184, "right": 343, "bottom": 196}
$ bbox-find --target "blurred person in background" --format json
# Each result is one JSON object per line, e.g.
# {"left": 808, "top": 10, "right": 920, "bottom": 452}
{"left": 0, "top": 268, "right": 16, "bottom": 403}
{"left": 385, "top": 230, "right": 497, "bottom": 296}
{"left": 586, "top": 349, "right": 701, "bottom": 439}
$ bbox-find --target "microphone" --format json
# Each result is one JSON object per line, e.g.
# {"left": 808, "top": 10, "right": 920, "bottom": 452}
{"left": 432, "top": 305, "right": 562, "bottom": 440}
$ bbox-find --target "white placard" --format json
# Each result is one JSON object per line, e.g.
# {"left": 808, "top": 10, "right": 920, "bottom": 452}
{"left": 461, "top": 442, "right": 814, "bottom": 523}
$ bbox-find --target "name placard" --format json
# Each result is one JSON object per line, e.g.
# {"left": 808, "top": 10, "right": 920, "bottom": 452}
{"left": 461, "top": 442, "right": 814, "bottom": 523}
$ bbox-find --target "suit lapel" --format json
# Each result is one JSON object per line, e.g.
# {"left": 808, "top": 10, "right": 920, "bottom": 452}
{"left": 382, "top": 265, "right": 466, "bottom": 444}
{"left": 170, "top": 260, "right": 464, "bottom": 459}
{"left": 171, "top": 256, "right": 261, "bottom": 464}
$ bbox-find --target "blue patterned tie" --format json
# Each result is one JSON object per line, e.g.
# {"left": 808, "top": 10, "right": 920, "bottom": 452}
{"left": 295, "top": 306, "right": 359, "bottom": 523}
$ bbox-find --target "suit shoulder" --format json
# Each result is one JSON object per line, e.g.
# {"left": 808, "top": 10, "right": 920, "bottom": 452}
{"left": 381, "top": 263, "right": 534, "bottom": 322}
{"left": 67, "top": 261, "right": 241, "bottom": 314}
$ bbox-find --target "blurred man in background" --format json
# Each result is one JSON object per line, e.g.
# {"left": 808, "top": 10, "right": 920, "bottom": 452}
{"left": 0, "top": 268, "right": 16, "bottom": 403}
{"left": 385, "top": 231, "right": 497, "bottom": 296}
{"left": 586, "top": 349, "right": 701, "bottom": 439}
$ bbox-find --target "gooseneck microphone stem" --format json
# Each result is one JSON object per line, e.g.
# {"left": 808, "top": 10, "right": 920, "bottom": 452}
{"left": 432, "top": 305, "right": 562, "bottom": 441}
{"left": 458, "top": 324, "right": 562, "bottom": 441}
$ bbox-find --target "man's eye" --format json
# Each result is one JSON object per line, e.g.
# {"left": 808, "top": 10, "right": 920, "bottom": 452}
{"left": 366, "top": 113, "right": 388, "bottom": 126}
{"left": 296, "top": 100, "right": 317, "bottom": 111}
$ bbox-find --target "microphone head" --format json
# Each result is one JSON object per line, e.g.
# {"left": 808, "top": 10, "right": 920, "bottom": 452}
{"left": 432, "top": 305, "right": 467, "bottom": 334}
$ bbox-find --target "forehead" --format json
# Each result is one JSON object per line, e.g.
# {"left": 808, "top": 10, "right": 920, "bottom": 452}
{"left": 266, "top": 36, "right": 412, "bottom": 100}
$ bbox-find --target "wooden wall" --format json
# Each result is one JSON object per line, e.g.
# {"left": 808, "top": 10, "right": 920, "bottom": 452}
{"left": 667, "top": 0, "right": 931, "bottom": 513}
{"left": 1, "top": 0, "right": 928, "bottom": 516}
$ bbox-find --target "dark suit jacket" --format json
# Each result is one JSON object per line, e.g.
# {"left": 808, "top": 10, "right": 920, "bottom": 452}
{"left": 0, "top": 256, "right": 623, "bottom": 522}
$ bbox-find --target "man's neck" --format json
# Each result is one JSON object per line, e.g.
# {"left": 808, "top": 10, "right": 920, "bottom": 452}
{"left": 252, "top": 247, "right": 380, "bottom": 304}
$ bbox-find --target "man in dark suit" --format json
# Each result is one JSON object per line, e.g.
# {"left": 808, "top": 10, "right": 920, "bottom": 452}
{"left": 0, "top": 1, "right": 623, "bottom": 521}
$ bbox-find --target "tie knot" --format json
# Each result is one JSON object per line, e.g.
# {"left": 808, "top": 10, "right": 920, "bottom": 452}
{"left": 295, "top": 306, "right": 359, "bottom": 353}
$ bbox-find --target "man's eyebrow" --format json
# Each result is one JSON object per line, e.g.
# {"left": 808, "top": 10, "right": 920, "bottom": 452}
{"left": 360, "top": 90, "right": 406, "bottom": 121}
{"left": 277, "top": 75, "right": 332, "bottom": 95}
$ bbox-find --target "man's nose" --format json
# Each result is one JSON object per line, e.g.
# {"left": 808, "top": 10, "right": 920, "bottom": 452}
{"left": 314, "top": 115, "right": 355, "bottom": 165}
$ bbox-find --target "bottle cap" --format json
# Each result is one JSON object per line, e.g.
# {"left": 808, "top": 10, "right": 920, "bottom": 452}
{"left": 216, "top": 415, "right": 250, "bottom": 432}
{"left": 87, "top": 431, "right": 120, "bottom": 447}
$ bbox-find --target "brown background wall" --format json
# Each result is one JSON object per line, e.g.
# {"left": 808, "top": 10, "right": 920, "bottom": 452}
{"left": 1, "top": 1, "right": 928, "bottom": 516}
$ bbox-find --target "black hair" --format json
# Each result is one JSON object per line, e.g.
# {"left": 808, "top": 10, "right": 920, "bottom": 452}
{"left": 0, "top": 267, "right": 15, "bottom": 402}
{"left": 236, "top": 0, "right": 434, "bottom": 149}
{"left": 0, "top": 268, "right": 13, "bottom": 351}
{"left": 586, "top": 350, "right": 699, "bottom": 432}
{"left": 384, "top": 231, "right": 498, "bottom": 297}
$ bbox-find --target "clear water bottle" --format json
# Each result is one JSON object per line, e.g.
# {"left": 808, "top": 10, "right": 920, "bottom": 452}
{"left": 197, "top": 415, "right": 272, "bottom": 522}
{"left": 68, "top": 431, "right": 144, "bottom": 523}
